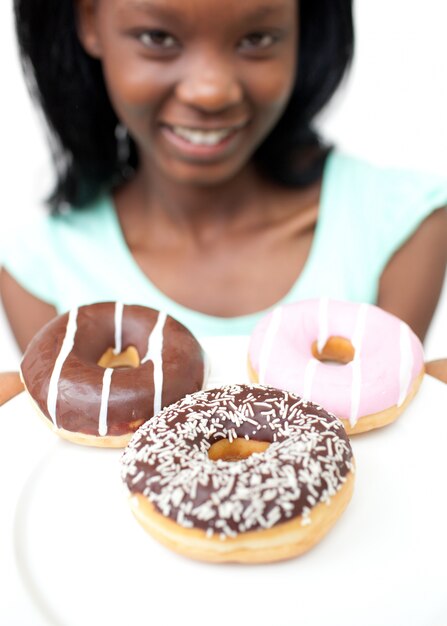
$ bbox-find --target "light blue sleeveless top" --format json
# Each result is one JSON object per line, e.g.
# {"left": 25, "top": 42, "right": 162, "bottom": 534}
{"left": 2, "top": 151, "right": 447, "bottom": 337}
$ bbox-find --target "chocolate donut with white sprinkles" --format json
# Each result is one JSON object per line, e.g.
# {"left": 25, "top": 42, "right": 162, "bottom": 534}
{"left": 121, "top": 384, "right": 355, "bottom": 563}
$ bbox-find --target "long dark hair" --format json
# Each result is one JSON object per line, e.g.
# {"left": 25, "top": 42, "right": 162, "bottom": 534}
{"left": 14, "top": 0, "right": 354, "bottom": 211}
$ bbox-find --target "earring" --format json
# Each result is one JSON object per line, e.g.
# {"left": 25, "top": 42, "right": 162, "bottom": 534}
{"left": 115, "top": 123, "right": 130, "bottom": 164}
{"left": 115, "top": 123, "right": 134, "bottom": 179}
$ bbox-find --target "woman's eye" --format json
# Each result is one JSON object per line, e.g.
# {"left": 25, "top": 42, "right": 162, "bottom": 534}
{"left": 239, "top": 33, "right": 276, "bottom": 51}
{"left": 138, "top": 30, "right": 178, "bottom": 50}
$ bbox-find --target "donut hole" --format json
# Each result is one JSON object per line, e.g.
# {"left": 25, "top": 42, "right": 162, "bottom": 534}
{"left": 208, "top": 438, "right": 270, "bottom": 462}
{"left": 97, "top": 346, "right": 141, "bottom": 369}
{"left": 311, "top": 336, "right": 355, "bottom": 365}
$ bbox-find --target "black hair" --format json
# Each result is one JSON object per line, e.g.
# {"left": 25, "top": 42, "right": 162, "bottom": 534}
{"left": 14, "top": 0, "right": 354, "bottom": 211}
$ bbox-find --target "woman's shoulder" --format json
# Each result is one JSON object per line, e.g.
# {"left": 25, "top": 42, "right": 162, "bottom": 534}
{"left": 0, "top": 192, "right": 120, "bottom": 312}
{"left": 319, "top": 150, "right": 447, "bottom": 278}
{"left": 324, "top": 150, "right": 447, "bottom": 228}
{"left": 0, "top": 193, "right": 115, "bottom": 297}
{"left": 2, "top": 193, "right": 113, "bottom": 253}
{"left": 327, "top": 150, "right": 447, "bottom": 206}
{"left": 43, "top": 193, "right": 113, "bottom": 234}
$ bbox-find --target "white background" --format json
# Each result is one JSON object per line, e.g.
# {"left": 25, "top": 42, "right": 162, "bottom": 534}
{"left": 0, "top": 0, "right": 446, "bottom": 368}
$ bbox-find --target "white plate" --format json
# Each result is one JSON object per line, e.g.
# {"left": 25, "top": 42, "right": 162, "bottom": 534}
{"left": 1, "top": 339, "right": 447, "bottom": 626}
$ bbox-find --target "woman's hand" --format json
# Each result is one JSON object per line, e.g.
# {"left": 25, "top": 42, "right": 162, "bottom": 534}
{"left": 0, "top": 371, "right": 24, "bottom": 406}
{"left": 425, "top": 359, "right": 447, "bottom": 384}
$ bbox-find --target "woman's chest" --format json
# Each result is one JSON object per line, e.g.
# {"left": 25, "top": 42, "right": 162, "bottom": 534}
{"left": 130, "top": 221, "right": 316, "bottom": 317}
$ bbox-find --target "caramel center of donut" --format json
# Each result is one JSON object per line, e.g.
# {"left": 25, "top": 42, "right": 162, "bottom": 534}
{"left": 97, "top": 346, "right": 141, "bottom": 369}
{"left": 311, "top": 336, "right": 355, "bottom": 365}
{"left": 208, "top": 438, "right": 270, "bottom": 462}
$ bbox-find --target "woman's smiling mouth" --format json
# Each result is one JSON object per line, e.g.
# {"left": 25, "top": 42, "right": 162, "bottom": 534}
{"left": 160, "top": 121, "right": 250, "bottom": 159}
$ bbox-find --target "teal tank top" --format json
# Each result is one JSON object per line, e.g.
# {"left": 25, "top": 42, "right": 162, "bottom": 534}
{"left": 2, "top": 151, "right": 447, "bottom": 338}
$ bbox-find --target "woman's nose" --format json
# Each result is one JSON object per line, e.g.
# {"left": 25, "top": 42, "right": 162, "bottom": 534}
{"left": 175, "top": 54, "right": 243, "bottom": 113}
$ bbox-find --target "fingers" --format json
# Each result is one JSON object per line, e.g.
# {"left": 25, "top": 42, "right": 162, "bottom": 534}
{"left": 425, "top": 359, "right": 447, "bottom": 385}
{"left": 0, "top": 371, "right": 24, "bottom": 406}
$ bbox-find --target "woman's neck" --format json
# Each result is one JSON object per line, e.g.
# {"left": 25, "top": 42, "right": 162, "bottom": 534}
{"left": 129, "top": 161, "right": 272, "bottom": 235}
{"left": 115, "top": 159, "right": 321, "bottom": 255}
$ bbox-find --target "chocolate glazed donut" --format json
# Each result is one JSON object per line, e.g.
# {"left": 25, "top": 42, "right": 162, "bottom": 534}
{"left": 20, "top": 302, "right": 205, "bottom": 447}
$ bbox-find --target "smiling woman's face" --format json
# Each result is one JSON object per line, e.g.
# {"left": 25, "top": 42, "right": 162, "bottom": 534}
{"left": 77, "top": 0, "right": 298, "bottom": 186}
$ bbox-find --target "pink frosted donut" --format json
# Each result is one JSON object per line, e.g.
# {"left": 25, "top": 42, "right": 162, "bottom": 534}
{"left": 248, "top": 298, "right": 425, "bottom": 434}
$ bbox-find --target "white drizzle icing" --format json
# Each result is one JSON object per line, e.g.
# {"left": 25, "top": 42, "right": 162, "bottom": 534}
{"left": 141, "top": 311, "right": 167, "bottom": 415}
{"left": 317, "top": 297, "right": 330, "bottom": 354}
{"left": 302, "top": 358, "right": 318, "bottom": 400}
{"left": 97, "top": 302, "right": 124, "bottom": 436}
{"left": 114, "top": 302, "right": 124, "bottom": 354}
{"left": 258, "top": 307, "right": 282, "bottom": 384}
{"left": 46, "top": 308, "right": 78, "bottom": 426}
{"left": 349, "top": 303, "right": 368, "bottom": 426}
{"left": 398, "top": 322, "right": 413, "bottom": 407}
{"left": 98, "top": 368, "right": 113, "bottom": 436}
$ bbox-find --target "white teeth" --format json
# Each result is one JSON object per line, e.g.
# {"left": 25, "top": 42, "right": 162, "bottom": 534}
{"left": 171, "top": 126, "right": 234, "bottom": 146}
